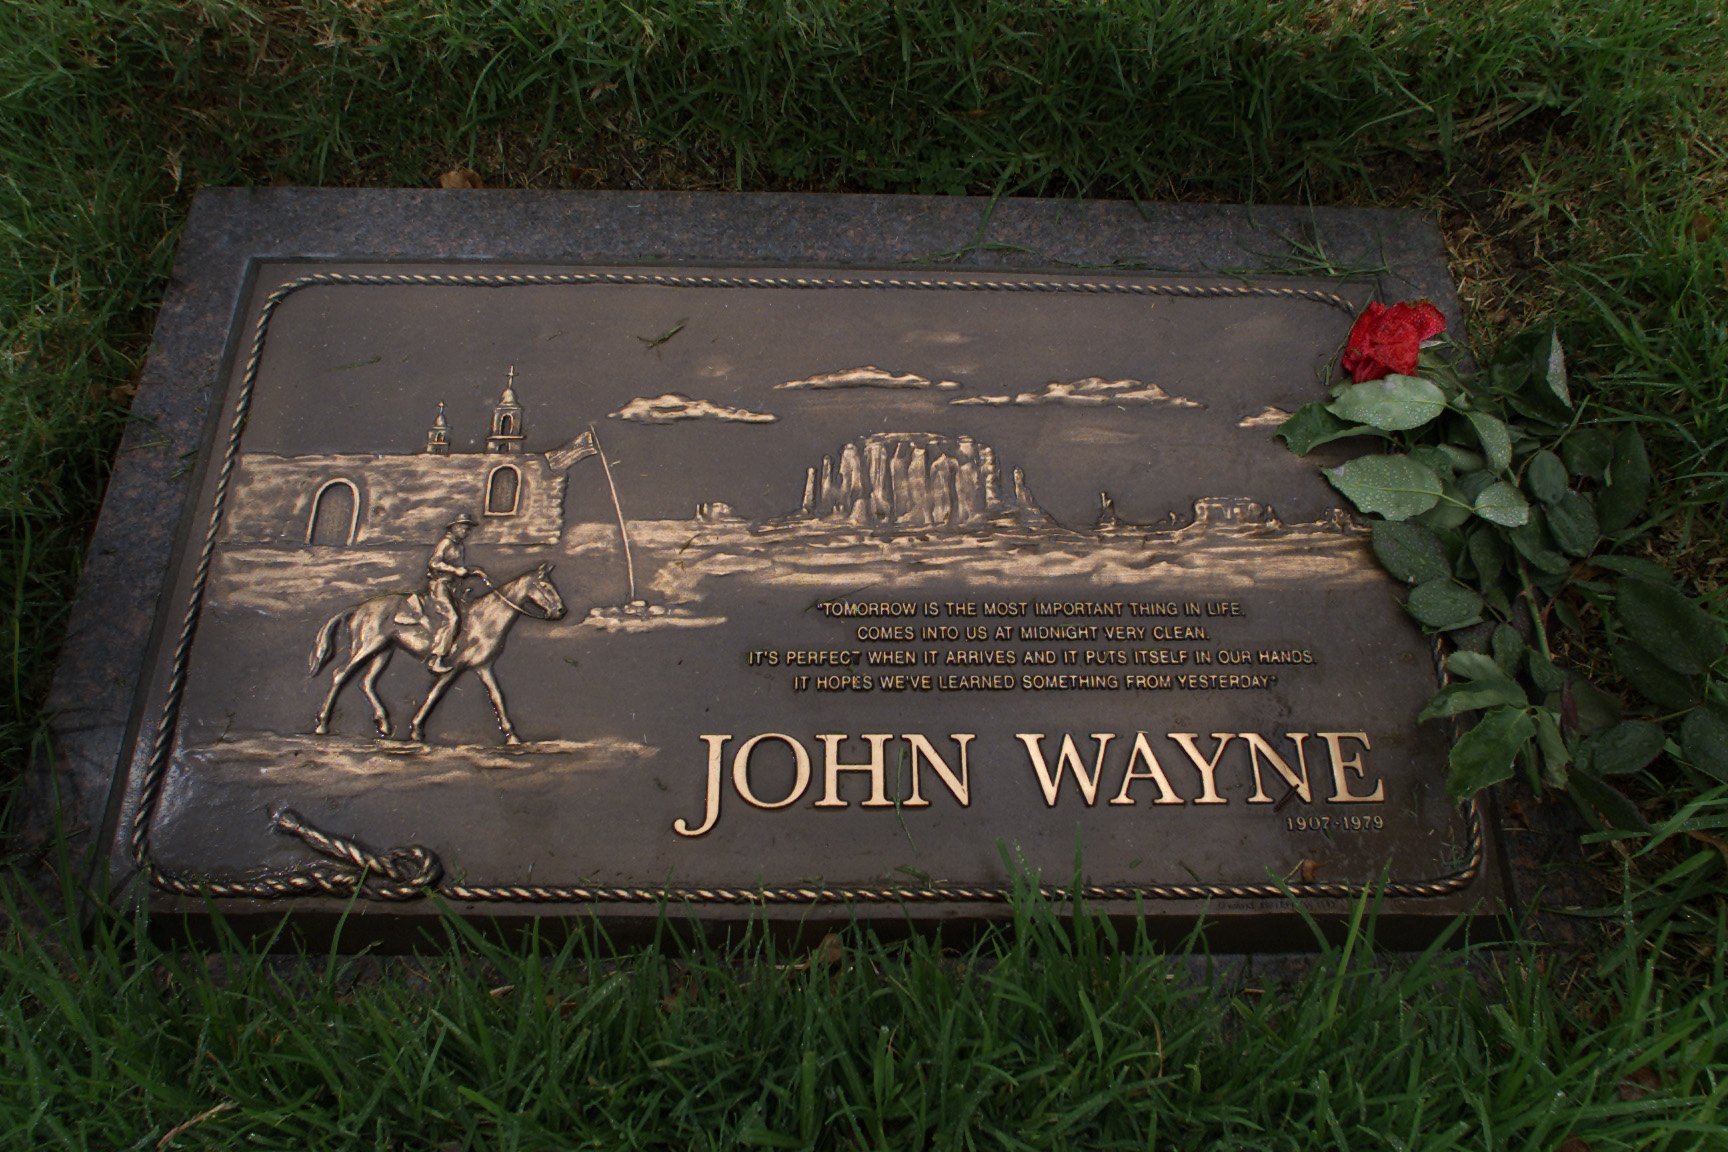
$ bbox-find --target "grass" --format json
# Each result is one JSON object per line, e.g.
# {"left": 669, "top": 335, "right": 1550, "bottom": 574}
{"left": 5, "top": 880, "right": 1725, "bottom": 1150}
{"left": 3, "top": 0, "right": 1727, "bottom": 1145}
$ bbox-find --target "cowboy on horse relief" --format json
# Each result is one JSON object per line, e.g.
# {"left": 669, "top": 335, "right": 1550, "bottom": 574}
{"left": 275, "top": 374, "right": 622, "bottom": 746}
{"left": 308, "top": 533, "right": 566, "bottom": 745}
{"left": 424, "top": 512, "right": 484, "bottom": 674}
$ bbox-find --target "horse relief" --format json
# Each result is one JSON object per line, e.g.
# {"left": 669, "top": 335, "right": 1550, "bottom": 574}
{"left": 308, "top": 561, "right": 565, "bottom": 744}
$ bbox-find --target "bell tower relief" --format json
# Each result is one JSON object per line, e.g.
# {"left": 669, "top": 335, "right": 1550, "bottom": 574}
{"left": 487, "top": 366, "right": 524, "bottom": 454}
{"left": 424, "top": 400, "right": 449, "bottom": 455}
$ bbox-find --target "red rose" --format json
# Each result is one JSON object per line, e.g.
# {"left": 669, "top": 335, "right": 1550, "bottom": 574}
{"left": 1340, "top": 300, "right": 1447, "bottom": 382}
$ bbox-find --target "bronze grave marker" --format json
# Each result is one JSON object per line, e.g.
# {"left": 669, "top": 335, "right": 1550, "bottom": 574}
{"left": 63, "top": 192, "right": 1508, "bottom": 946}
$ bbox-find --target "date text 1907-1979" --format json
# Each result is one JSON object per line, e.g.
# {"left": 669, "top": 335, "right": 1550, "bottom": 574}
{"left": 674, "top": 729, "right": 1386, "bottom": 838}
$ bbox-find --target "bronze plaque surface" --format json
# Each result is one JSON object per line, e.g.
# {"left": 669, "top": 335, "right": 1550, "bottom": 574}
{"left": 72, "top": 193, "right": 1507, "bottom": 945}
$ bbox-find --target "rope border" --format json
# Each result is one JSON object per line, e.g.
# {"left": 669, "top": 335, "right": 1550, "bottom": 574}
{"left": 129, "top": 267, "right": 1486, "bottom": 906}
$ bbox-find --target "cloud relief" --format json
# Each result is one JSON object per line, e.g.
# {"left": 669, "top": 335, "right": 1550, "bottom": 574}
{"left": 952, "top": 377, "right": 1202, "bottom": 409}
{"left": 610, "top": 393, "right": 777, "bottom": 425}
{"left": 776, "top": 365, "right": 960, "bottom": 391}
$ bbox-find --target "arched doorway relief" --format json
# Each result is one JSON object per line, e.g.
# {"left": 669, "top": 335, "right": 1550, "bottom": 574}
{"left": 486, "top": 464, "right": 522, "bottom": 516}
{"left": 306, "top": 478, "right": 361, "bottom": 545}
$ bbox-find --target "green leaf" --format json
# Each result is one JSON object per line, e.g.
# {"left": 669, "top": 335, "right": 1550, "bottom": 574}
{"left": 1525, "top": 450, "right": 1569, "bottom": 505}
{"left": 1409, "top": 445, "right": 1459, "bottom": 481}
{"left": 1419, "top": 677, "right": 1528, "bottom": 722}
{"left": 1490, "top": 625, "right": 1522, "bottom": 675}
{"left": 1456, "top": 469, "right": 1497, "bottom": 502}
{"left": 1555, "top": 598, "right": 1585, "bottom": 634}
{"left": 1417, "top": 345, "right": 1460, "bottom": 381}
{"left": 1447, "top": 707, "right": 1535, "bottom": 800}
{"left": 1436, "top": 442, "right": 1486, "bottom": 474}
{"left": 1590, "top": 720, "right": 1667, "bottom": 775}
{"left": 1680, "top": 706, "right": 1728, "bottom": 783}
{"left": 1533, "top": 709, "right": 1570, "bottom": 789}
{"left": 1609, "top": 636, "right": 1701, "bottom": 710}
{"left": 1489, "top": 331, "right": 1569, "bottom": 427}
{"left": 1472, "top": 481, "right": 1530, "bottom": 527}
{"left": 1566, "top": 678, "right": 1623, "bottom": 736}
{"left": 1464, "top": 526, "right": 1505, "bottom": 586}
{"left": 1406, "top": 579, "right": 1484, "bottom": 629}
{"left": 1598, "top": 427, "right": 1650, "bottom": 534}
{"left": 1568, "top": 771, "right": 1649, "bottom": 833}
{"left": 1452, "top": 625, "right": 1494, "bottom": 656}
{"left": 1509, "top": 514, "right": 1570, "bottom": 574}
{"left": 1326, "top": 455, "right": 1444, "bottom": 521}
{"left": 1466, "top": 410, "right": 1512, "bottom": 473}
{"left": 1527, "top": 650, "right": 1565, "bottom": 694}
{"left": 1327, "top": 375, "right": 1449, "bottom": 431}
{"left": 1370, "top": 520, "right": 1450, "bottom": 585}
{"left": 1532, "top": 327, "right": 1571, "bottom": 409}
{"left": 1450, "top": 649, "right": 1508, "bottom": 682}
{"left": 1614, "top": 578, "right": 1726, "bottom": 676}
{"left": 1561, "top": 428, "right": 1614, "bottom": 481}
{"left": 1590, "top": 555, "right": 1672, "bottom": 585}
{"left": 1487, "top": 341, "right": 1532, "bottom": 394}
{"left": 1417, "top": 483, "right": 1473, "bottom": 531}
{"left": 1545, "top": 492, "right": 1599, "bottom": 558}
{"left": 1529, "top": 566, "right": 1571, "bottom": 598}
{"left": 1278, "top": 402, "right": 1376, "bottom": 455}
{"left": 1503, "top": 394, "right": 1568, "bottom": 432}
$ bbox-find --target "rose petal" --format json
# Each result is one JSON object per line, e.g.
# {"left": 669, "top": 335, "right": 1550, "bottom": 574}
{"left": 1340, "top": 300, "right": 1447, "bottom": 381}
{"left": 1407, "top": 299, "right": 1447, "bottom": 341}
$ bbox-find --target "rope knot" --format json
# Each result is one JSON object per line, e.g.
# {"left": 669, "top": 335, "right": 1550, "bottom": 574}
{"left": 380, "top": 845, "right": 442, "bottom": 889}
{"left": 271, "top": 808, "right": 443, "bottom": 900}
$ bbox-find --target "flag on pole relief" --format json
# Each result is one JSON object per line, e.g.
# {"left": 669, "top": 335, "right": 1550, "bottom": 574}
{"left": 546, "top": 430, "right": 599, "bottom": 471}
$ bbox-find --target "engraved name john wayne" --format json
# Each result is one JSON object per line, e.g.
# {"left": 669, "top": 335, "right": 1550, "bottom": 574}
{"left": 674, "top": 728, "right": 1388, "bottom": 838}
